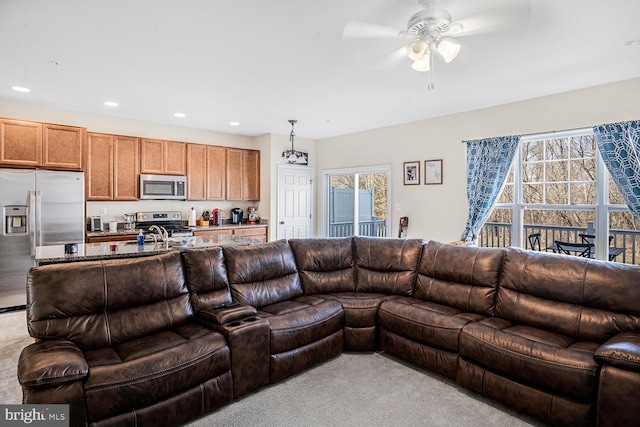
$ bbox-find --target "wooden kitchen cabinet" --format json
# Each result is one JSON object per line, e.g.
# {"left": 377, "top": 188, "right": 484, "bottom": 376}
{"left": 0, "top": 119, "right": 42, "bottom": 167}
{"left": 186, "top": 143, "right": 226, "bottom": 201}
{"left": 186, "top": 143, "right": 207, "bottom": 200}
{"left": 86, "top": 133, "right": 114, "bottom": 200}
{"left": 86, "top": 133, "right": 139, "bottom": 201}
{"left": 113, "top": 136, "right": 140, "bottom": 200}
{"left": 0, "top": 119, "right": 85, "bottom": 170}
{"left": 193, "top": 228, "right": 233, "bottom": 238}
{"left": 226, "top": 148, "right": 260, "bottom": 201}
{"left": 233, "top": 226, "right": 267, "bottom": 243}
{"left": 207, "top": 145, "right": 226, "bottom": 200}
{"left": 140, "top": 138, "right": 186, "bottom": 175}
{"left": 42, "top": 124, "right": 85, "bottom": 170}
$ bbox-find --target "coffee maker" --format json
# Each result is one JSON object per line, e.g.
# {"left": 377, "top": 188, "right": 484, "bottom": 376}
{"left": 230, "top": 208, "right": 243, "bottom": 224}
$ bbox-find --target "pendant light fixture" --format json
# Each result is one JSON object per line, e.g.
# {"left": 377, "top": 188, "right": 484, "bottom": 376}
{"left": 281, "top": 119, "right": 308, "bottom": 165}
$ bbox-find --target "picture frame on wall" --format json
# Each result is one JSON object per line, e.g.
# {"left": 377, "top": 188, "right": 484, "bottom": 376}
{"left": 424, "top": 159, "right": 443, "bottom": 185}
{"left": 403, "top": 161, "right": 420, "bottom": 185}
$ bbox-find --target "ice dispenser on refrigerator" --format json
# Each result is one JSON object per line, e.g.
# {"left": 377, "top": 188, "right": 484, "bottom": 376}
{"left": 3, "top": 205, "right": 28, "bottom": 235}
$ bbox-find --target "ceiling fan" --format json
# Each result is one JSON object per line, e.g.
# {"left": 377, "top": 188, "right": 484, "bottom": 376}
{"left": 343, "top": 0, "right": 531, "bottom": 90}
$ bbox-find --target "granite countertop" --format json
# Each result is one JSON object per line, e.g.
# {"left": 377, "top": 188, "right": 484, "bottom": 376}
{"left": 85, "top": 221, "right": 268, "bottom": 238}
{"left": 36, "top": 235, "right": 260, "bottom": 265}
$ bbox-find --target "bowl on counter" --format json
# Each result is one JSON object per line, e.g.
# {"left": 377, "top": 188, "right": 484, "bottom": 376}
{"left": 167, "top": 236, "right": 196, "bottom": 248}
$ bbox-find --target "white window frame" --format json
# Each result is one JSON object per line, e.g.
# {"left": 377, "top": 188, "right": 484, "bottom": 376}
{"left": 322, "top": 165, "right": 392, "bottom": 238}
{"left": 493, "top": 128, "right": 630, "bottom": 260}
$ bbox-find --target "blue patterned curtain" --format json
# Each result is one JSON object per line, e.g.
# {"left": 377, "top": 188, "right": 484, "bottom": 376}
{"left": 593, "top": 120, "right": 640, "bottom": 223}
{"left": 461, "top": 135, "right": 520, "bottom": 244}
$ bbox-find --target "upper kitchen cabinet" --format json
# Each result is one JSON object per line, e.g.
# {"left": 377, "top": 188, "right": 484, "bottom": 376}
{"left": 186, "top": 144, "right": 226, "bottom": 200}
{"left": 42, "top": 124, "right": 85, "bottom": 170}
{"left": 0, "top": 119, "right": 85, "bottom": 170}
{"left": 86, "top": 133, "right": 139, "bottom": 201}
{"left": 140, "top": 138, "right": 186, "bottom": 175}
{"left": 226, "top": 148, "right": 260, "bottom": 201}
{"left": 0, "top": 119, "right": 42, "bottom": 167}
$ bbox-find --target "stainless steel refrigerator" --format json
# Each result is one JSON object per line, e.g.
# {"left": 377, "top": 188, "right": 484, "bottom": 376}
{"left": 0, "top": 168, "right": 85, "bottom": 312}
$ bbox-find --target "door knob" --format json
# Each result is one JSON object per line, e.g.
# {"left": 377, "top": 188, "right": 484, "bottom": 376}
{"left": 280, "top": 221, "right": 285, "bottom": 225}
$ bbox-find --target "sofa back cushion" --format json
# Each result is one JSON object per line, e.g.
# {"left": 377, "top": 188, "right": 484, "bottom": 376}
{"left": 498, "top": 247, "right": 640, "bottom": 342}
{"left": 289, "top": 237, "right": 355, "bottom": 295}
{"left": 415, "top": 241, "right": 505, "bottom": 316}
{"left": 27, "top": 252, "right": 191, "bottom": 350}
{"left": 223, "top": 240, "right": 303, "bottom": 308}
{"left": 181, "top": 247, "right": 232, "bottom": 311}
{"left": 353, "top": 236, "right": 423, "bottom": 296}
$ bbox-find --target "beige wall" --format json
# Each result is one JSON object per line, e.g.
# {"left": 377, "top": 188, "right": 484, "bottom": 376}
{"left": 2, "top": 77, "right": 639, "bottom": 241}
{"left": 316, "top": 77, "right": 640, "bottom": 242}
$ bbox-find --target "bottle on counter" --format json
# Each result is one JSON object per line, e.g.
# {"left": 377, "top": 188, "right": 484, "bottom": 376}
{"left": 137, "top": 231, "right": 145, "bottom": 246}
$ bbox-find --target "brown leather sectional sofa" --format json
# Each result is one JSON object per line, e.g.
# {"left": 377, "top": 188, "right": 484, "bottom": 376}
{"left": 17, "top": 237, "right": 640, "bottom": 426}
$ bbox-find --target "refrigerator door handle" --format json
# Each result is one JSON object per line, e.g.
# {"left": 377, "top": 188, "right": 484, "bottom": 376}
{"left": 35, "top": 190, "right": 42, "bottom": 248}
{"left": 28, "top": 190, "right": 36, "bottom": 256}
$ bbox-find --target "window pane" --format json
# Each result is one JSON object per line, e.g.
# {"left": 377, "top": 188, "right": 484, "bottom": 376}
{"left": 480, "top": 208, "right": 512, "bottom": 247}
{"left": 609, "top": 178, "right": 626, "bottom": 205}
{"left": 523, "top": 183, "right": 543, "bottom": 204}
{"left": 498, "top": 183, "right": 514, "bottom": 204}
{"left": 524, "top": 209, "right": 595, "bottom": 250}
{"left": 570, "top": 135, "right": 595, "bottom": 159}
{"left": 523, "top": 162, "right": 543, "bottom": 183}
{"left": 570, "top": 182, "right": 596, "bottom": 205}
{"left": 329, "top": 174, "right": 355, "bottom": 237}
{"left": 609, "top": 211, "right": 640, "bottom": 264}
{"left": 523, "top": 140, "right": 544, "bottom": 162}
{"left": 546, "top": 138, "right": 569, "bottom": 161}
{"left": 570, "top": 158, "right": 596, "bottom": 182}
{"left": 359, "top": 171, "right": 388, "bottom": 237}
{"left": 545, "top": 160, "right": 568, "bottom": 182}
{"left": 546, "top": 183, "right": 568, "bottom": 204}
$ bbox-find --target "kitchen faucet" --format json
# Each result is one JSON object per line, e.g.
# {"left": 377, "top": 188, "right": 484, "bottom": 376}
{"left": 148, "top": 225, "right": 169, "bottom": 242}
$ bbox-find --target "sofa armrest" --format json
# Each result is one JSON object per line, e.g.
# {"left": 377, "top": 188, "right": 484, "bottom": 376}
{"left": 18, "top": 339, "right": 89, "bottom": 388}
{"left": 197, "top": 304, "right": 258, "bottom": 327}
{"left": 595, "top": 332, "right": 640, "bottom": 372}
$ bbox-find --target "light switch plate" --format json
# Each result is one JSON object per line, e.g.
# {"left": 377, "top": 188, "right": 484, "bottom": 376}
{"left": 395, "top": 203, "right": 401, "bottom": 212}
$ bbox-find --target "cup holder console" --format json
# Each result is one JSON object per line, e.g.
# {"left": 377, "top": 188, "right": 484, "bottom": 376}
{"left": 225, "top": 316, "right": 260, "bottom": 328}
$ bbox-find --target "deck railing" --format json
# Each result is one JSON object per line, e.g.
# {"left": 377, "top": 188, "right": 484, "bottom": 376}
{"left": 479, "top": 222, "right": 640, "bottom": 264}
{"left": 329, "top": 220, "right": 387, "bottom": 238}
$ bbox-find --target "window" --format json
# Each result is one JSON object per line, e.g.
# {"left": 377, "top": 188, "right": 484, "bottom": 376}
{"left": 323, "top": 166, "right": 391, "bottom": 237}
{"left": 482, "top": 129, "right": 640, "bottom": 263}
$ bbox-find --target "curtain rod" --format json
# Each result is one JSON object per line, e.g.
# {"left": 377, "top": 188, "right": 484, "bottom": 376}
{"left": 461, "top": 126, "right": 594, "bottom": 143}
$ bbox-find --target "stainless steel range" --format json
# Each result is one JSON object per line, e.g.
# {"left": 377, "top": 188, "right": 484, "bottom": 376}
{"left": 135, "top": 211, "right": 194, "bottom": 237}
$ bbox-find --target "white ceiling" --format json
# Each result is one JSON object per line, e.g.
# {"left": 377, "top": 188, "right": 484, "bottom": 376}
{"left": 1, "top": 0, "right": 639, "bottom": 140}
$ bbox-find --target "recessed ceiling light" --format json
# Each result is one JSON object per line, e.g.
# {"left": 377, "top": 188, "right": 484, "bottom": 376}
{"left": 104, "top": 101, "right": 118, "bottom": 107}
{"left": 11, "top": 86, "right": 30, "bottom": 93}
{"left": 174, "top": 112, "right": 186, "bottom": 118}
{"left": 229, "top": 121, "right": 240, "bottom": 126}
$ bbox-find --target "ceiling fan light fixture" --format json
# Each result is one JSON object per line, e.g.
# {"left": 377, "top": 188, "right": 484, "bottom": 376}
{"left": 411, "top": 54, "right": 431, "bottom": 72}
{"left": 406, "top": 39, "right": 427, "bottom": 60}
{"left": 437, "top": 38, "right": 461, "bottom": 63}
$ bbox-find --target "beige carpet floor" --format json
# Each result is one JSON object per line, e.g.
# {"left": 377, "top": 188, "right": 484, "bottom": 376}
{"left": 1, "top": 311, "right": 545, "bottom": 426}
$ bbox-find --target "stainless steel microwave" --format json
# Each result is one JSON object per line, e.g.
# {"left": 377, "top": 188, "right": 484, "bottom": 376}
{"left": 139, "top": 174, "right": 187, "bottom": 200}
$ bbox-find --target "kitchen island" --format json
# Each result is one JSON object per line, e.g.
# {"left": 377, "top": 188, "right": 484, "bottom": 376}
{"left": 36, "top": 235, "right": 260, "bottom": 265}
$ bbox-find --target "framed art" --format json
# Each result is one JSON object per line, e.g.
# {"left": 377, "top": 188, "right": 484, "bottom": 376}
{"left": 424, "top": 159, "right": 443, "bottom": 185}
{"left": 403, "top": 161, "right": 420, "bottom": 185}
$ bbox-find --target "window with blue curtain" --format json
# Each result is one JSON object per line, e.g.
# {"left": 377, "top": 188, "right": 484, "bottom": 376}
{"left": 594, "top": 120, "right": 640, "bottom": 223}
{"left": 461, "top": 135, "right": 520, "bottom": 245}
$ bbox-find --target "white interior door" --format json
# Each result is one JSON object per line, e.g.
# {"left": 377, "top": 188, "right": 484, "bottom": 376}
{"left": 277, "top": 165, "right": 313, "bottom": 239}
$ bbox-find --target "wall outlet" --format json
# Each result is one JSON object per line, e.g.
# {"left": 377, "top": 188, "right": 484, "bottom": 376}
{"left": 99, "top": 207, "right": 107, "bottom": 216}
{"left": 395, "top": 203, "right": 401, "bottom": 212}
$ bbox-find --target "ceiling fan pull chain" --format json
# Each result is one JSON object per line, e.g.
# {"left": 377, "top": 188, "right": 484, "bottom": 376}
{"left": 428, "top": 53, "right": 435, "bottom": 91}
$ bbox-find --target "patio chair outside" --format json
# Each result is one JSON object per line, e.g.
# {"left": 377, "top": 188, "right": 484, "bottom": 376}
{"left": 554, "top": 240, "right": 594, "bottom": 258}
{"left": 528, "top": 233, "right": 541, "bottom": 251}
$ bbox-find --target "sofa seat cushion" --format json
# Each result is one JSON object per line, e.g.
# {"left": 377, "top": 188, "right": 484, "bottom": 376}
{"left": 258, "top": 298, "right": 344, "bottom": 355}
{"left": 460, "top": 317, "right": 600, "bottom": 403}
{"left": 83, "top": 323, "right": 230, "bottom": 422}
{"left": 319, "top": 292, "right": 399, "bottom": 328}
{"left": 379, "top": 297, "right": 484, "bottom": 352}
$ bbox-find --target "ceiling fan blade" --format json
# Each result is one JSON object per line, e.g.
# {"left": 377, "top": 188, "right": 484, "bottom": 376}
{"left": 370, "top": 46, "right": 408, "bottom": 70}
{"left": 342, "top": 21, "right": 406, "bottom": 40}
{"left": 447, "top": 0, "right": 531, "bottom": 37}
